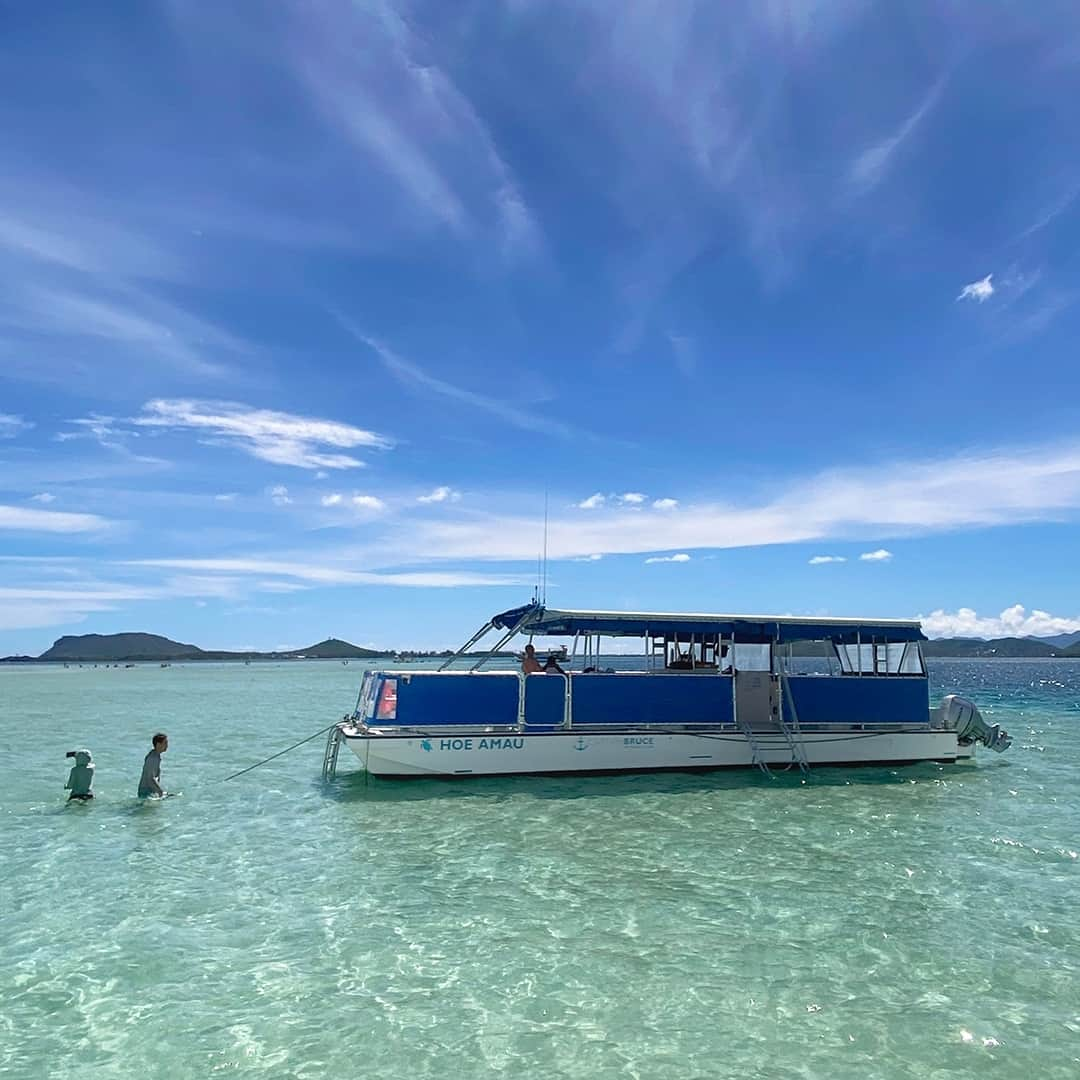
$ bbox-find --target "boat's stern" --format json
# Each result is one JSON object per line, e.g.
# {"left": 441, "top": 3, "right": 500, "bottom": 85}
{"left": 937, "top": 694, "right": 1011, "bottom": 754}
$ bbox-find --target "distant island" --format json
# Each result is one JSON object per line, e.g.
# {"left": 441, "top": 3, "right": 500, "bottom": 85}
{"left": 0, "top": 632, "right": 509, "bottom": 664}
{"left": 923, "top": 634, "right": 1080, "bottom": 658}
{"left": 2, "top": 629, "right": 1080, "bottom": 664}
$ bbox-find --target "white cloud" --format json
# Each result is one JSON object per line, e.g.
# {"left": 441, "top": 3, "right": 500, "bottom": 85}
{"left": 0, "top": 414, "right": 31, "bottom": 438}
{"left": 351, "top": 495, "right": 386, "bottom": 511}
{"left": 645, "top": 553, "right": 691, "bottom": 564}
{"left": 957, "top": 274, "right": 994, "bottom": 303}
{"left": 56, "top": 414, "right": 129, "bottom": 449}
{"left": 134, "top": 399, "right": 390, "bottom": 470}
{"left": 365, "top": 437, "right": 1080, "bottom": 565}
{"left": 418, "top": 486, "right": 461, "bottom": 504}
{"left": 919, "top": 604, "right": 1080, "bottom": 641}
{"left": 574, "top": 553, "right": 604, "bottom": 562}
{"left": 578, "top": 493, "right": 606, "bottom": 510}
{"left": 214, "top": 493, "right": 236, "bottom": 503}
{"left": 859, "top": 549, "right": 893, "bottom": 562}
{"left": 0, "top": 505, "right": 108, "bottom": 533}
{"left": 618, "top": 492, "right": 647, "bottom": 505}
{"left": 126, "top": 557, "right": 528, "bottom": 589}
{"left": 652, "top": 498, "right": 679, "bottom": 510}
{"left": 269, "top": 485, "right": 292, "bottom": 506}
{"left": 809, "top": 555, "right": 846, "bottom": 565}
{"left": 321, "top": 493, "right": 343, "bottom": 507}
{"left": 30, "top": 493, "right": 56, "bottom": 504}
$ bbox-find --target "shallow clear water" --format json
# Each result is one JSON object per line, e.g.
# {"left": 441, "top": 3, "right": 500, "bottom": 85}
{"left": 2, "top": 659, "right": 1078, "bottom": 1079}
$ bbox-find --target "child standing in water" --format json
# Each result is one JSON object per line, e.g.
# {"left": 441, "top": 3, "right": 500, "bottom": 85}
{"left": 137, "top": 733, "right": 168, "bottom": 798}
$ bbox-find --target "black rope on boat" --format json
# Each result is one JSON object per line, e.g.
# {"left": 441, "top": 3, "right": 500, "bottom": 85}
{"left": 219, "top": 723, "right": 339, "bottom": 783}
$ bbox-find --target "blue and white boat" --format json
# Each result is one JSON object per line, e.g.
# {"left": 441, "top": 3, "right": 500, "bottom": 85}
{"left": 323, "top": 603, "right": 1011, "bottom": 779}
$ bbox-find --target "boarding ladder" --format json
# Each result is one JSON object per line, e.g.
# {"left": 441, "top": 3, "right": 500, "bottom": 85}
{"left": 778, "top": 673, "right": 811, "bottom": 778}
{"left": 737, "top": 713, "right": 772, "bottom": 778}
{"left": 322, "top": 723, "right": 345, "bottom": 781}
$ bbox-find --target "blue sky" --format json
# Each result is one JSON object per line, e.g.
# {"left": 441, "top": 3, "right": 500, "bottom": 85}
{"left": 3, "top": 1, "right": 1080, "bottom": 653}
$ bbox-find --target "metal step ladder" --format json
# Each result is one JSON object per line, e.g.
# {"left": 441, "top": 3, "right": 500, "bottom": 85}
{"left": 737, "top": 714, "right": 772, "bottom": 777}
{"left": 322, "top": 724, "right": 344, "bottom": 781}
{"left": 778, "top": 673, "right": 811, "bottom": 778}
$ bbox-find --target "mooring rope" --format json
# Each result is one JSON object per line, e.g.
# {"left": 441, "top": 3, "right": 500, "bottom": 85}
{"left": 219, "top": 722, "right": 339, "bottom": 783}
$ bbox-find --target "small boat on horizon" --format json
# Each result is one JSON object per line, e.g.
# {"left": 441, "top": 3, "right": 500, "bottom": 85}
{"left": 324, "top": 602, "right": 1011, "bottom": 780}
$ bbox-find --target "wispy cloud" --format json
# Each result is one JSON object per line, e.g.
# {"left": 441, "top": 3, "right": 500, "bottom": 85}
{"left": 0, "top": 412, "right": 31, "bottom": 438}
{"left": 4, "top": 285, "right": 239, "bottom": 379}
{"left": 366, "top": 438, "right": 1080, "bottom": 564}
{"left": 350, "top": 329, "right": 578, "bottom": 440}
{"left": 653, "top": 498, "right": 679, "bottom": 510}
{"left": 1017, "top": 180, "right": 1080, "bottom": 240}
{"left": 578, "top": 493, "right": 606, "bottom": 510}
{"left": 30, "top": 492, "right": 56, "bottom": 504}
{"left": 859, "top": 549, "right": 893, "bottom": 562}
{"left": 267, "top": 1, "right": 540, "bottom": 256}
{"left": 808, "top": 555, "right": 846, "bottom": 565}
{"left": 645, "top": 553, "right": 691, "bottom": 564}
{"left": 134, "top": 399, "right": 391, "bottom": 470}
{"left": 0, "top": 505, "right": 109, "bottom": 533}
{"left": 0, "top": 414, "right": 31, "bottom": 438}
{"left": 320, "top": 493, "right": 343, "bottom": 507}
{"left": 127, "top": 557, "right": 528, "bottom": 589}
{"left": 418, "top": 486, "right": 461, "bottom": 504}
{"left": 920, "top": 604, "right": 1080, "bottom": 640}
{"left": 667, "top": 333, "right": 698, "bottom": 377}
{"left": 957, "top": 274, "right": 994, "bottom": 303}
{"left": 850, "top": 77, "right": 946, "bottom": 192}
{"left": 351, "top": 495, "right": 385, "bottom": 511}
{"left": 617, "top": 492, "right": 647, "bottom": 506}
{"left": 269, "top": 485, "right": 292, "bottom": 506}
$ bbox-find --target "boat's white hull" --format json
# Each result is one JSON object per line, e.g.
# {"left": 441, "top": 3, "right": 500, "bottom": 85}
{"left": 341, "top": 727, "right": 969, "bottom": 778}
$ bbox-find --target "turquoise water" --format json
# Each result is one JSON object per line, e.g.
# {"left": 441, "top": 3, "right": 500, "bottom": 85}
{"left": 2, "top": 660, "right": 1078, "bottom": 1079}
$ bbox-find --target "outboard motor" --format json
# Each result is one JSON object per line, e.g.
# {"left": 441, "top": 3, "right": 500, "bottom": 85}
{"left": 65, "top": 749, "right": 96, "bottom": 800}
{"left": 940, "top": 695, "right": 1012, "bottom": 753}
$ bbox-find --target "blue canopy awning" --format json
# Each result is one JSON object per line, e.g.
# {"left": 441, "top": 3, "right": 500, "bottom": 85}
{"left": 489, "top": 604, "right": 926, "bottom": 644}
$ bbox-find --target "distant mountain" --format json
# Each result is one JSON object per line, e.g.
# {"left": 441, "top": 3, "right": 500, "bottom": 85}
{"left": 1034, "top": 630, "right": 1080, "bottom": 649}
{"left": 924, "top": 636, "right": 1063, "bottom": 658}
{"left": 12, "top": 632, "right": 384, "bottom": 663}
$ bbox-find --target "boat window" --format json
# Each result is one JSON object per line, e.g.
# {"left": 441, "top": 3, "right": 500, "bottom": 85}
{"left": 834, "top": 641, "right": 924, "bottom": 675}
{"left": 733, "top": 643, "right": 771, "bottom": 671}
{"left": 655, "top": 633, "right": 723, "bottom": 671}
{"left": 375, "top": 678, "right": 398, "bottom": 720}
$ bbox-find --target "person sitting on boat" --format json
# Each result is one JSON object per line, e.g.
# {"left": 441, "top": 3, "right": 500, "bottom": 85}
{"left": 543, "top": 655, "right": 565, "bottom": 675}
{"left": 522, "top": 644, "right": 543, "bottom": 674}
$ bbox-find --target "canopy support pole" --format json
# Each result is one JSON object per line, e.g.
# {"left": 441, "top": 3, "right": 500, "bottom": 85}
{"left": 438, "top": 621, "right": 494, "bottom": 671}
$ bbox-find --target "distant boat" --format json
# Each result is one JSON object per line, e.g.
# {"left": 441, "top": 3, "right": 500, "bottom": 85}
{"left": 160, "top": 662, "right": 171, "bottom": 668}
{"left": 124, "top": 663, "right": 135, "bottom": 668}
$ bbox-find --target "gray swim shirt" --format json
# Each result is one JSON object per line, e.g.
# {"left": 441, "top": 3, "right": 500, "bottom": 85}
{"left": 138, "top": 749, "right": 162, "bottom": 797}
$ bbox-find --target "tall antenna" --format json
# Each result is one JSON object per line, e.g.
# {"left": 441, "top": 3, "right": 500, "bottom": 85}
{"left": 541, "top": 489, "right": 549, "bottom": 606}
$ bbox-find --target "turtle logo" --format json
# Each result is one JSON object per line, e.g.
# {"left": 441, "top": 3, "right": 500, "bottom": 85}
{"left": 420, "top": 739, "right": 433, "bottom": 753}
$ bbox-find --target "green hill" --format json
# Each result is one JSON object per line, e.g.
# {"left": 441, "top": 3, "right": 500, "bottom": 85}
{"left": 40, "top": 633, "right": 204, "bottom": 662}
{"left": 923, "top": 636, "right": 1062, "bottom": 658}
{"left": 282, "top": 638, "right": 380, "bottom": 659}
{"left": 26, "top": 633, "right": 383, "bottom": 663}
